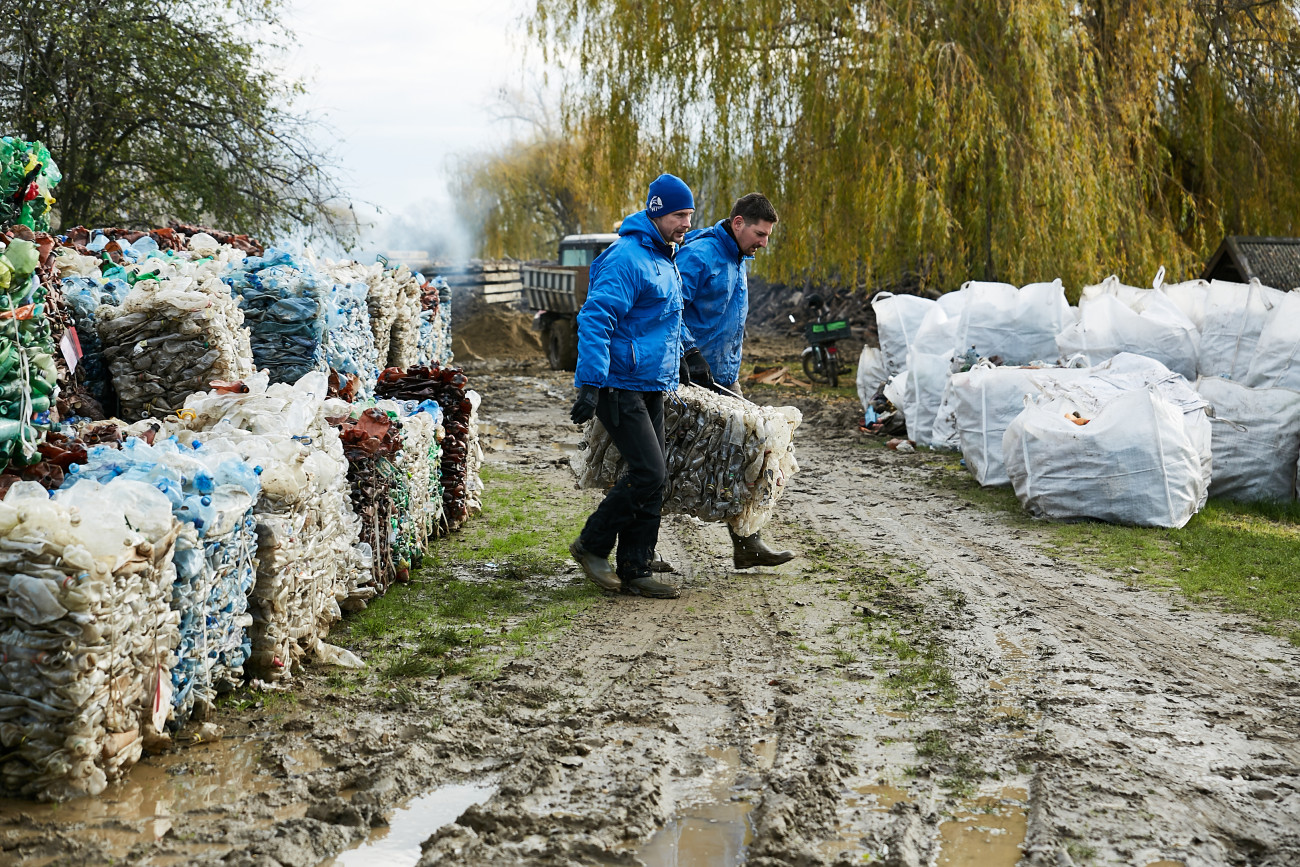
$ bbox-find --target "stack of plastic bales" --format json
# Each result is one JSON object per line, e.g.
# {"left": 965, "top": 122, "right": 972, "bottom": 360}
{"left": 0, "top": 138, "right": 60, "bottom": 232}
{"left": 171, "top": 371, "right": 363, "bottom": 680}
{"left": 573, "top": 386, "right": 802, "bottom": 537}
{"left": 323, "top": 261, "right": 422, "bottom": 370}
{"left": 387, "top": 401, "right": 444, "bottom": 547}
{"left": 0, "top": 234, "right": 60, "bottom": 471}
{"left": 54, "top": 247, "right": 131, "bottom": 413}
{"left": 223, "top": 249, "right": 327, "bottom": 385}
{"left": 0, "top": 479, "right": 182, "bottom": 801}
{"left": 96, "top": 235, "right": 254, "bottom": 420}
{"left": 375, "top": 365, "right": 481, "bottom": 531}
{"left": 417, "top": 276, "right": 454, "bottom": 367}
{"left": 331, "top": 407, "right": 407, "bottom": 597}
{"left": 62, "top": 437, "right": 260, "bottom": 727}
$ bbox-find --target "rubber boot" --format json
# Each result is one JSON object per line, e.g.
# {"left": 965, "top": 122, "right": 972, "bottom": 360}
{"left": 649, "top": 550, "right": 675, "bottom": 573}
{"left": 730, "top": 528, "right": 796, "bottom": 569}
{"left": 621, "top": 568, "right": 681, "bottom": 599}
{"left": 570, "top": 538, "right": 621, "bottom": 591}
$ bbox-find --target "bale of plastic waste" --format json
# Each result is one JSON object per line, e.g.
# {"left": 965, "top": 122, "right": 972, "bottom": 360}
{"left": 954, "top": 280, "right": 1072, "bottom": 364}
{"left": 61, "top": 437, "right": 260, "bottom": 727}
{"left": 0, "top": 478, "right": 182, "bottom": 801}
{"left": 375, "top": 365, "right": 481, "bottom": 532}
{"left": 417, "top": 276, "right": 454, "bottom": 367}
{"left": 387, "top": 401, "right": 444, "bottom": 546}
{"left": 1243, "top": 290, "right": 1300, "bottom": 391}
{"left": 330, "top": 407, "right": 406, "bottom": 595}
{"left": 1198, "top": 279, "right": 1285, "bottom": 381}
{"left": 1195, "top": 377, "right": 1300, "bottom": 503}
{"left": 223, "top": 249, "right": 328, "bottom": 386}
{"left": 171, "top": 371, "right": 363, "bottom": 680}
{"left": 324, "top": 261, "right": 422, "bottom": 371}
{"left": 1057, "top": 277, "right": 1199, "bottom": 380}
{"left": 0, "top": 234, "right": 61, "bottom": 472}
{"left": 322, "top": 278, "right": 380, "bottom": 400}
{"left": 572, "top": 385, "right": 801, "bottom": 537}
{"left": 0, "top": 138, "right": 60, "bottom": 232}
{"left": 96, "top": 238, "right": 254, "bottom": 420}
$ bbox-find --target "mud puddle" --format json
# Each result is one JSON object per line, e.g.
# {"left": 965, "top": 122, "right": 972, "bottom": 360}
{"left": 934, "top": 787, "right": 1028, "bottom": 867}
{"left": 631, "top": 746, "right": 755, "bottom": 867}
{"left": 324, "top": 780, "right": 497, "bottom": 867}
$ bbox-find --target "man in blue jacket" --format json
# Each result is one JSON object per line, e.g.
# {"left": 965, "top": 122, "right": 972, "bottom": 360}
{"left": 568, "top": 173, "right": 694, "bottom": 599}
{"left": 678, "top": 192, "right": 796, "bottom": 569}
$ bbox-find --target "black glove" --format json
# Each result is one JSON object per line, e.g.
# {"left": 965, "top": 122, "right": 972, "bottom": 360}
{"left": 683, "top": 348, "right": 715, "bottom": 390}
{"left": 570, "top": 385, "right": 600, "bottom": 425}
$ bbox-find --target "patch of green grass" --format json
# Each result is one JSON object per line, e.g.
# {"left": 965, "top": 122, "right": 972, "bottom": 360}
{"left": 929, "top": 456, "right": 1300, "bottom": 644}
{"left": 329, "top": 466, "right": 602, "bottom": 687}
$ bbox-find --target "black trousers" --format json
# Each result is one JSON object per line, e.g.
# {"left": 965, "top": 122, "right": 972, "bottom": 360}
{"left": 579, "top": 389, "right": 666, "bottom": 577}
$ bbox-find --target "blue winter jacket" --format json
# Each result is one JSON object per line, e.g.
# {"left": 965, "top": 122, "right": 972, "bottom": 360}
{"left": 677, "top": 220, "right": 749, "bottom": 385}
{"left": 574, "top": 210, "right": 684, "bottom": 391}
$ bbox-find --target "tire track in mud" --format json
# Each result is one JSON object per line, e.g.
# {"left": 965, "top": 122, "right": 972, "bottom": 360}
{"left": 785, "top": 435, "right": 1300, "bottom": 867}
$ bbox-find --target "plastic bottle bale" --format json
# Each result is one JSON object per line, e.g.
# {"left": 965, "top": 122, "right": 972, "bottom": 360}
{"left": 381, "top": 400, "right": 444, "bottom": 548}
{"left": 0, "top": 138, "right": 60, "bottom": 232}
{"left": 170, "top": 372, "right": 364, "bottom": 680}
{"left": 573, "top": 385, "right": 802, "bottom": 537}
{"left": 416, "top": 276, "right": 454, "bottom": 367}
{"left": 223, "top": 249, "right": 329, "bottom": 386}
{"left": 56, "top": 261, "right": 130, "bottom": 411}
{"left": 329, "top": 407, "right": 405, "bottom": 596}
{"left": 61, "top": 437, "right": 261, "bottom": 728}
{"left": 96, "top": 260, "right": 254, "bottom": 421}
{"left": 322, "top": 261, "right": 421, "bottom": 371}
{"left": 0, "top": 478, "right": 182, "bottom": 801}
{"left": 0, "top": 236, "right": 62, "bottom": 472}
{"left": 322, "top": 280, "right": 380, "bottom": 400}
{"left": 374, "top": 365, "right": 479, "bottom": 532}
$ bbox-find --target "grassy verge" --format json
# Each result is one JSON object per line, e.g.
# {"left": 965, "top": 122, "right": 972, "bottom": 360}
{"left": 929, "top": 454, "right": 1300, "bottom": 645}
{"left": 327, "top": 464, "right": 601, "bottom": 697}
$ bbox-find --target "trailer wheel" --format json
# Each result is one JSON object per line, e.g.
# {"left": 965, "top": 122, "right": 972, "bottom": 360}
{"left": 547, "top": 319, "right": 579, "bottom": 370}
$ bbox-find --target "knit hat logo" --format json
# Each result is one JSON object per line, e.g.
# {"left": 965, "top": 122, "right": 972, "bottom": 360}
{"left": 645, "top": 173, "right": 694, "bottom": 215}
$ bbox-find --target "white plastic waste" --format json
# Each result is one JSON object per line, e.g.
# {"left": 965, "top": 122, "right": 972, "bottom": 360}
{"left": 1196, "top": 377, "right": 1300, "bottom": 503}
{"left": 1004, "top": 388, "right": 1208, "bottom": 528}
{"left": 1056, "top": 278, "right": 1199, "bottom": 380}
{"left": 1243, "top": 290, "right": 1300, "bottom": 391}
{"left": 1198, "top": 279, "right": 1284, "bottom": 380}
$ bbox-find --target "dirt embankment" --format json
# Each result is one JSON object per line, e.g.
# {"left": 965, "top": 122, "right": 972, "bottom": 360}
{"left": 0, "top": 358, "right": 1296, "bottom": 867}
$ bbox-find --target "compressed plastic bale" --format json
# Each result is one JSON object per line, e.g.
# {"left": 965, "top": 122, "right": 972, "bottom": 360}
{"left": 170, "top": 372, "right": 364, "bottom": 680}
{"left": 870, "top": 292, "right": 936, "bottom": 379}
{"left": 322, "top": 279, "right": 380, "bottom": 400}
{"left": 61, "top": 437, "right": 260, "bottom": 727}
{"left": 1056, "top": 281, "right": 1199, "bottom": 380}
{"left": 374, "top": 365, "right": 481, "bottom": 532}
{"left": 1003, "top": 389, "right": 1207, "bottom": 528}
{"left": 96, "top": 262, "right": 253, "bottom": 420}
{"left": 0, "top": 236, "right": 62, "bottom": 470}
{"left": 954, "top": 280, "right": 1072, "bottom": 364}
{"left": 330, "top": 407, "right": 406, "bottom": 595}
{"left": 0, "top": 478, "right": 181, "bottom": 801}
{"left": 1195, "top": 377, "right": 1300, "bottom": 503}
{"left": 1198, "top": 279, "right": 1285, "bottom": 381}
{"left": 324, "top": 261, "right": 422, "bottom": 371}
{"left": 0, "top": 138, "right": 60, "bottom": 232}
{"left": 222, "top": 249, "right": 328, "bottom": 386}
{"left": 573, "top": 385, "right": 801, "bottom": 537}
{"left": 417, "top": 276, "right": 454, "bottom": 367}
{"left": 1243, "top": 290, "right": 1300, "bottom": 391}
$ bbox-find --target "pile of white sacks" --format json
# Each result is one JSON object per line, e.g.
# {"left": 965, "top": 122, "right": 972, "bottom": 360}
{"left": 862, "top": 275, "right": 1300, "bottom": 527}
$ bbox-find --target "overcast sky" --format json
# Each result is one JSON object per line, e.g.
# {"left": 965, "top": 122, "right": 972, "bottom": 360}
{"left": 282, "top": 0, "right": 539, "bottom": 258}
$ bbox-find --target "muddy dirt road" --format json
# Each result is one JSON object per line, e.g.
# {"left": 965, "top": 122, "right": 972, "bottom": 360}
{"left": 1, "top": 361, "right": 1297, "bottom": 867}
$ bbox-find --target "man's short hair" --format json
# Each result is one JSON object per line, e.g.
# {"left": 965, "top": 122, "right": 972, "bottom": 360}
{"left": 731, "top": 193, "right": 779, "bottom": 224}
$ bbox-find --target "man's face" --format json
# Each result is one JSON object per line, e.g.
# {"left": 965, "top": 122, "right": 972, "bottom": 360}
{"left": 652, "top": 209, "right": 694, "bottom": 245}
{"left": 731, "top": 216, "right": 775, "bottom": 256}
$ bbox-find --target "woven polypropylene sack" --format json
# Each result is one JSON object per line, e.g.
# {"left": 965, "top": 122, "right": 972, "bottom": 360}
{"left": 954, "top": 280, "right": 1072, "bottom": 364}
{"left": 1243, "top": 291, "right": 1300, "bottom": 391}
{"left": 870, "top": 293, "right": 936, "bottom": 379}
{"left": 1198, "top": 280, "right": 1285, "bottom": 381}
{"left": 1196, "top": 377, "right": 1300, "bottom": 503}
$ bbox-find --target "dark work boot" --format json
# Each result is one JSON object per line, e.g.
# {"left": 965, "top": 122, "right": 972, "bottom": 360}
{"left": 730, "top": 528, "right": 796, "bottom": 569}
{"left": 570, "top": 538, "right": 620, "bottom": 591}
{"left": 649, "top": 550, "right": 675, "bottom": 573}
{"left": 621, "top": 571, "right": 681, "bottom": 599}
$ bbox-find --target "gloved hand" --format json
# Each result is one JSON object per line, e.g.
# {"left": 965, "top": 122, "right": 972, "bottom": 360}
{"left": 683, "top": 348, "right": 715, "bottom": 390}
{"left": 570, "top": 385, "right": 600, "bottom": 425}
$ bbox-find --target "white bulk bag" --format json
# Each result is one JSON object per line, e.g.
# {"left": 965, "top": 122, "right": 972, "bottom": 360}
{"left": 856, "top": 345, "right": 888, "bottom": 414}
{"left": 1160, "top": 280, "right": 1211, "bottom": 332}
{"left": 930, "top": 377, "right": 962, "bottom": 451}
{"left": 954, "top": 280, "right": 1071, "bottom": 364}
{"left": 899, "top": 350, "right": 952, "bottom": 446}
{"left": 1196, "top": 377, "right": 1300, "bottom": 502}
{"left": 1054, "top": 291, "right": 1199, "bottom": 381}
{"left": 1003, "top": 389, "right": 1207, "bottom": 528}
{"left": 871, "top": 292, "right": 936, "bottom": 378}
{"left": 1198, "top": 279, "right": 1284, "bottom": 380}
{"left": 1243, "top": 290, "right": 1300, "bottom": 391}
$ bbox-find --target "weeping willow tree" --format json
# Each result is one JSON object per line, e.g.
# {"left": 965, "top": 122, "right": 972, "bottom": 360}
{"left": 525, "top": 0, "right": 1300, "bottom": 293}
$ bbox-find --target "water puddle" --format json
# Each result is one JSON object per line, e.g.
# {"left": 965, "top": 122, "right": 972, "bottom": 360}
{"left": 0, "top": 734, "right": 309, "bottom": 863}
{"left": 851, "top": 782, "right": 912, "bottom": 811}
{"left": 1145, "top": 862, "right": 1186, "bottom": 867}
{"left": 322, "top": 780, "right": 497, "bottom": 867}
{"left": 634, "top": 746, "right": 755, "bottom": 867}
{"left": 477, "top": 422, "right": 509, "bottom": 451}
{"left": 935, "top": 787, "right": 1028, "bottom": 867}
{"left": 752, "top": 737, "right": 777, "bottom": 770}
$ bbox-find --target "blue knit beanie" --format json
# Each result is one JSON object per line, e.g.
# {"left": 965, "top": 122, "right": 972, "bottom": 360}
{"left": 646, "top": 173, "right": 694, "bottom": 216}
